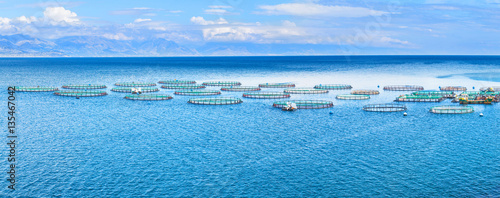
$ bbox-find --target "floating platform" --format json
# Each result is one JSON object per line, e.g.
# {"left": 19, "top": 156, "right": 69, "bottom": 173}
{"left": 111, "top": 87, "right": 159, "bottom": 93}
{"left": 430, "top": 106, "right": 474, "bottom": 114}
{"left": 158, "top": 80, "right": 196, "bottom": 84}
{"left": 395, "top": 95, "right": 444, "bottom": 102}
{"left": 124, "top": 94, "right": 173, "bottom": 101}
{"left": 242, "top": 92, "right": 291, "bottom": 99}
{"left": 202, "top": 81, "right": 241, "bottom": 86}
{"left": 114, "top": 82, "right": 157, "bottom": 87}
{"left": 174, "top": 90, "right": 221, "bottom": 96}
{"left": 314, "top": 84, "right": 352, "bottom": 90}
{"left": 188, "top": 97, "right": 243, "bottom": 105}
{"left": 259, "top": 83, "right": 295, "bottom": 88}
{"left": 54, "top": 90, "right": 107, "bottom": 97}
{"left": 284, "top": 88, "right": 328, "bottom": 94}
{"left": 412, "top": 91, "right": 455, "bottom": 98}
{"left": 161, "top": 85, "right": 206, "bottom": 89}
{"left": 221, "top": 86, "right": 261, "bottom": 92}
{"left": 480, "top": 86, "right": 500, "bottom": 92}
{"left": 62, "top": 84, "right": 107, "bottom": 89}
{"left": 273, "top": 100, "right": 333, "bottom": 109}
{"left": 440, "top": 86, "right": 466, "bottom": 91}
{"left": 363, "top": 104, "right": 407, "bottom": 112}
{"left": 13, "top": 86, "right": 59, "bottom": 92}
{"left": 336, "top": 94, "right": 370, "bottom": 100}
{"left": 351, "top": 90, "right": 379, "bottom": 95}
{"left": 384, "top": 85, "right": 424, "bottom": 91}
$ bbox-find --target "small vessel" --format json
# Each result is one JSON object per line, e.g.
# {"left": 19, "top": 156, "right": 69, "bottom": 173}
{"left": 459, "top": 96, "right": 494, "bottom": 104}
{"left": 282, "top": 102, "right": 297, "bottom": 111}
{"left": 131, "top": 87, "right": 142, "bottom": 95}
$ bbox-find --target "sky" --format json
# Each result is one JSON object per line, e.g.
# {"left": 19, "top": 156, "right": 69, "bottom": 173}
{"left": 1, "top": 0, "right": 500, "bottom": 55}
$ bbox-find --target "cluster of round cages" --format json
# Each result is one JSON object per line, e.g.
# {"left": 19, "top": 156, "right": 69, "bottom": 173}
{"left": 273, "top": 100, "right": 333, "bottom": 109}
{"left": 12, "top": 86, "right": 59, "bottom": 92}
{"left": 62, "top": 84, "right": 107, "bottom": 89}
{"left": 314, "top": 84, "right": 352, "bottom": 90}
{"left": 383, "top": 85, "right": 424, "bottom": 91}
{"left": 259, "top": 83, "right": 295, "bottom": 88}
{"left": 158, "top": 80, "right": 196, "bottom": 84}
{"left": 430, "top": 105, "right": 474, "bottom": 114}
{"left": 174, "top": 90, "right": 221, "bottom": 96}
{"left": 111, "top": 87, "right": 159, "bottom": 93}
{"left": 440, "top": 86, "right": 466, "bottom": 91}
{"left": 395, "top": 95, "right": 444, "bottom": 102}
{"left": 188, "top": 97, "right": 243, "bottom": 105}
{"left": 480, "top": 86, "right": 500, "bottom": 92}
{"left": 221, "top": 86, "right": 261, "bottom": 92}
{"left": 363, "top": 104, "right": 407, "bottom": 112}
{"left": 54, "top": 90, "right": 107, "bottom": 97}
{"left": 351, "top": 90, "right": 380, "bottom": 95}
{"left": 114, "top": 82, "right": 157, "bottom": 87}
{"left": 336, "top": 94, "right": 370, "bottom": 100}
{"left": 202, "top": 81, "right": 241, "bottom": 86}
{"left": 161, "top": 85, "right": 206, "bottom": 89}
{"left": 124, "top": 94, "right": 173, "bottom": 101}
{"left": 243, "top": 92, "right": 291, "bottom": 99}
{"left": 284, "top": 88, "right": 328, "bottom": 94}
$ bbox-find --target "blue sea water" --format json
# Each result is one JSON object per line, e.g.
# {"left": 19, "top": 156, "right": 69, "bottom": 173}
{"left": 0, "top": 56, "right": 499, "bottom": 197}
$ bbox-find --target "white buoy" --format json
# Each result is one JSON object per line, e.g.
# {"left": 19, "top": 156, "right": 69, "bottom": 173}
{"left": 403, "top": 112, "right": 407, "bottom": 116}
{"left": 480, "top": 113, "right": 483, "bottom": 117}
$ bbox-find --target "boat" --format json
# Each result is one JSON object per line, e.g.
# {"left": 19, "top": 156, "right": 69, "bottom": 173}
{"left": 131, "top": 87, "right": 142, "bottom": 95}
{"left": 459, "top": 96, "right": 494, "bottom": 104}
{"left": 282, "top": 102, "right": 297, "bottom": 111}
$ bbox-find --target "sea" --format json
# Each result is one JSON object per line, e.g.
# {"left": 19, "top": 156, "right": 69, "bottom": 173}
{"left": 0, "top": 56, "right": 499, "bottom": 197}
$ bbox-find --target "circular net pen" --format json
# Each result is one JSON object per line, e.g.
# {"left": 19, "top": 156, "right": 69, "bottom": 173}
{"left": 221, "top": 86, "right": 261, "bottom": 92}
{"left": 314, "top": 84, "right": 352, "bottom": 90}
{"left": 62, "top": 84, "right": 107, "bottom": 89}
{"left": 396, "top": 95, "right": 444, "bottom": 102}
{"left": 480, "top": 86, "right": 500, "bottom": 92}
{"left": 351, "top": 90, "right": 380, "bottom": 95}
{"left": 273, "top": 100, "right": 333, "bottom": 109}
{"left": 13, "top": 86, "right": 59, "bottom": 92}
{"left": 174, "top": 90, "right": 221, "bottom": 96}
{"left": 384, "top": 85, "right": 424, "bottom": 91}
{"left": 430, "top": 106, "right": 474, "bottom": 114}
{"left": 158, "top": 80, "right": 196, "bottom": 84}
{"left": 111, "top": 87, "right": 159, "bottom": 93}
{"left": 412, "top": 91, "right": 454, "bottom": 96}
{"left": 202, "top": 81, "right": 241, "bottom": 86}
{"left": 54, "top": 90, "right": 107, "bottom": 97}
{"left": 336, "top": 94, "right": 370, "bottom": 100}
{"left": 243, "top": 92, "right": 291, "bottom": 99}
{"left": 259, "top": 83, "right": 295, "bottom": 88}
{"left": 114, "top": 82, "right": 157, "bottom": 87}
{"left": 188, "top": 97, "right": 243, "bottom": 105}
{"left": 284, "top": 88, "right": 328, "bottom": 94}
{"left": 363, "top": 104, "right": 407, "bottom": 112}
{"left": 161, "top": 85, "right": 206, "bottom": 89}
{"left": 124, "top": 94, "right": 173, "bottom": 101}
{"left": 440, "top": 86, "right": 466, "bottom": 91}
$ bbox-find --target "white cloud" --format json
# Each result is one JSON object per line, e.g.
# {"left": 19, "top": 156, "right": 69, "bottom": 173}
{"left": 282, "top": 20, "right": 296, "bottom": 27}
{"left": 257, "top": 3, "right": 388, "bottom": 17}
{"left": 379, "top": 37, "right": 409, "bottom": 45}
{"left": 205, "top": 9, "right": 229, "bottom": 15}
{"left": 15, "top": 16, "right": 38, "bottom": 24}
{"left": 168, "top": 10, "right": 182, "bottom": 13}
{"left": 209, "top": 5, "right": 232, "bottom": 9}
{"left": 102, "top": 33, "right": 133, "bottom": 40}
{"left": 190, "top": 16, "right": 228, "bottom": 25}
{"left": 0, "top": 17, "right": 13, "bottom": 31}
{"left": 43, "top": 7, "right": 80, "bottom": 25}
{"left": 134, "top": 18, "right": 152, "bottom": 23}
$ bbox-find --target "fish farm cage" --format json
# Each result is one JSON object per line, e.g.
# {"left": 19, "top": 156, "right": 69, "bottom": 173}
{"left": 284, "top": 88, "right": 329, "bottom": 94}
{"left": 314, "top": 84, "right": 353, "bottom": 90}
{"left": 440, "top": 86, "right": 466, "bottom": 91}
{"left": 158, "top": 80, "right": 196, "bottom": 84}
{"left": 480, "top": 86, "right": 500, "bottom": 92}
{"left": 242, "top": 92, "right": 291, "bottom": 99}
{"left": 124, "top": 94, "right": 173, "bottom": 101}
{"left": 430, "top": 106, "right": 474, "bottom": 114}
{"left": 351, "top": 90, "right": 380, "bottom": 95}
{"left": 202, "top": 81, "right": 242, "bottom": 86}
{"left": 395, "top": 95, "right": 444, "bottom": 102}
{"left": 111, "top": 87, "right": 159, "bottom": 93}
{"left": 221, "top": 86, "right": 261, "bottom": 92}
{"left": 13, "top": 86, "right": 59, "bottom": 92}
{"left": 336, "top": 94, "right": 370, "bottom": 100}
{"left": 383, "top": 85, "right": 424, "bottom": 91}
{"left": 174, "top": 90, "right": 221, "bottom": 96}
{"left": 412, "top": 91, "right": 455, "bottom": 98}
{"left": 258, "top": 83, "right": 295, "bottom": 88}
{"left": 54, "top": 90, "right": 107, "bottom": 97}
{"left": 362, "top": 104, "right": 407, "bottom": 112}
{"left": 161, "top": 85, "right": 206, "bottom": 89}
{"left": 273, "top": 100, "right": 334, "bottom": 109}
{"left": 188, "top": 97, "right": 243, "bottom": 105}
{"left": 114, "top": 82, "right": 157, "bottom": 87}
{"left": 62, "top": 84, "right": 107, "bottom": 89}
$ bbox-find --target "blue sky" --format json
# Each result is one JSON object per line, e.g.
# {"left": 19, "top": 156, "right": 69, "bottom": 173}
{"left": 1, "top": 0, "right": 500, "bottom": 55}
